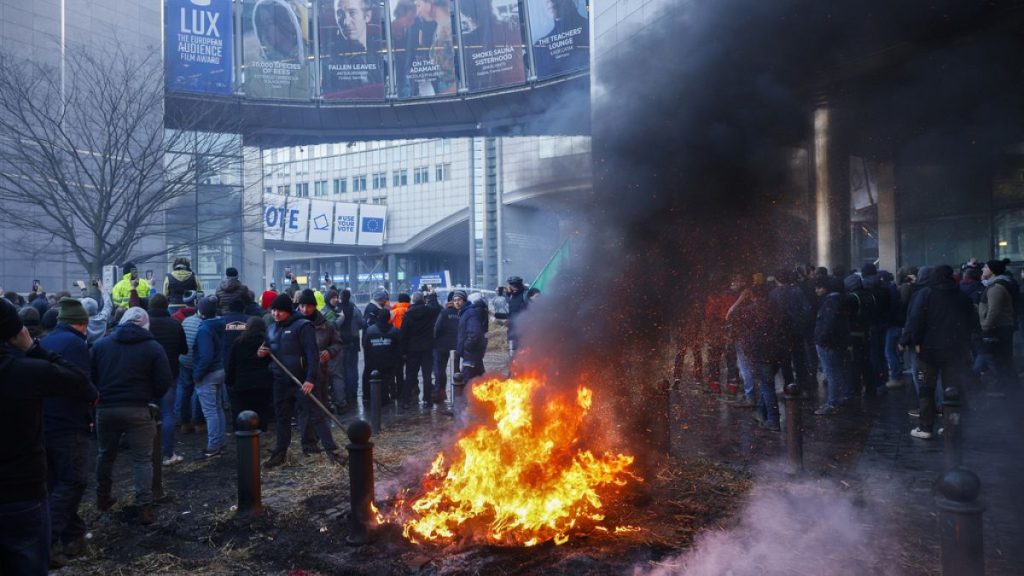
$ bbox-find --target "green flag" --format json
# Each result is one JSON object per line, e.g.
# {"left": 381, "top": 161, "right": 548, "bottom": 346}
{"left": 530, "top": 238, "right": 571, "bottom": 292}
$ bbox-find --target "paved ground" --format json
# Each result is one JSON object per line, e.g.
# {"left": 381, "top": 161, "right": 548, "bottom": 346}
{"left": 668, "top": 371, "right": 1024, "bottom": 575}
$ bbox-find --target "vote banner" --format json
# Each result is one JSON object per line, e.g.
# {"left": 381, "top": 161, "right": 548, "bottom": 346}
{"left": 283, "top": 197, "right": 311, "bottom": 242}
{"left": 307, "top": 199, "right": 335, "bottom": 243}
{"left": 262, "top": 194, "right": 289, "bottom": 240}
{"left": 357, "top": 203, "right": 387, "bottom": 246}
{"left": 332, "top": 202, "right": 359, "bottom": 245}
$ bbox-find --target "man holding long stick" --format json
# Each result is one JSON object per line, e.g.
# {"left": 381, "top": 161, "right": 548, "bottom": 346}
{"left": 258, "top": 294, "right": 343, "bottom": 468}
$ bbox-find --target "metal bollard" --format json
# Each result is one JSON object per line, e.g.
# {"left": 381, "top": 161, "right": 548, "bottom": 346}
{"left": 942, "top": 386, "right": 963, "bottom": 471}
{"left": 935, "top": 467, "right": 985, "bottom": 576}
{"left": 369, "top": 370, "right": 382, "bottom": 433}
{"left": 234, "top": 411, "right": 263, "bottom": 518}
{"left": 452, "top": 371, "right": 466, "bottom": 425}
{"left": 346, "top": 420, "right": 376, "bottom": 546}
{"left": 783, "top": 383, "right": 804, "bottom": 474}
{"left": 150, "top": 404, "right": 164, "bottom": 501}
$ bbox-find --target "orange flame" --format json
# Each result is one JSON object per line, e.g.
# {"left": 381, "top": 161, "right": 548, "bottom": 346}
{"left": 397, "top": 374, "right": 638, "bottom": 546}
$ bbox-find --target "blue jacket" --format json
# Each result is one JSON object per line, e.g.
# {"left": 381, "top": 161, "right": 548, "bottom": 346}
{"left": 92, "top": 323, "right": 173, "bottom": 407}
{"left": 267, "top": 315, "right": 319, "bottom": 384}
{"left": 40, "top": 324, "right": 94, "bottom": 436}
{"left": 193, "top": 317, "right": 225, "bottom": 381}
{"left": 457, "top": 299, "right": 488, "bottom": 365}
{"left": 814, "top": 291, "right": 849, "bottom": 349}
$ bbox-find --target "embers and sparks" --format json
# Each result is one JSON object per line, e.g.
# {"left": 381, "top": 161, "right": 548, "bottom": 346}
{"left": 396, "top": 374, "right": 638, "bottom": 546}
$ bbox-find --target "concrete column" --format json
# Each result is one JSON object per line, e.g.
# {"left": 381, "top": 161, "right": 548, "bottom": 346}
{"left": 387, "top": 253, "right": 398, "bottom": 295}
{"left": 813, "top": 106, "right": 852, "bottom": 274}
{"left": 876, "top": 162, "right": 898, "bottom": 272}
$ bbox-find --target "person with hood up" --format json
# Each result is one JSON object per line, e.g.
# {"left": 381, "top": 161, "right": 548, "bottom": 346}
{"left": 192, "top": 297, "right": 226, "bottom": 459}
{"left": 812, "top": 276, "right": 851, "bottom": 415}
{"left": 80, "top": 290, "right": 114, "bottom": 345}
{"left": 363, "top": 307, "right": 402, "bottom": 405}
{"left": 432, "top": 290, "right": 461, "bottom": 403}
{"left": 215, "top": 268, "right": 244, "bottom": 317}
{"left": 0, "top": 297, "right": 96, "bottom": 573}
{"left": 163, "top": 257, "right": 202, "bottom": 309}
{"left": 224, "top": 317, "right": 274, "bottom": 432}
{"left": 979, "top": 259, "right": 1018, "bottom": 393}
{"left": 401, "top": 291, "right": 439, "bottom": 408}
{"left": 844, "top": 273, "right": 883, "bottom": 397}
{"left": 901, "top": 265, "right": 979, "bottom": 439}
{"left": 91, "top": 307, "right": 172, "bottom": 525}
{"left": 111, "top": 262, "right": 150, "bottom": 310}
{"left": 456, "top": 291, "right": 488, "bottom": 382}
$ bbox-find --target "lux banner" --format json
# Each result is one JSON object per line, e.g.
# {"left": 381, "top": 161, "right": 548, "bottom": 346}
{"left": 166, "top": 0, "right": 234, "bottom": 94}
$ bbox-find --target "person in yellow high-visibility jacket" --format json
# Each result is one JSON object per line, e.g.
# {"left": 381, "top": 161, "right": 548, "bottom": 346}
{"left": 111, "top": 261, "right": 150, "bottom": 309}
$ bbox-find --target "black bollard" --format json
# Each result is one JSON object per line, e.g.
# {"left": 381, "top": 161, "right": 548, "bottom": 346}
{"left": 369, "top": 370, "right": 382, "bottom": 433}
{"left": 150, "top": 403, "right": 164, "bottom": 501}
{"left": 942, "top": 386, "right": 963, "bottom": 471}
{"left": 346, "top": 420, "right": 375, "bottom": 546}
{"left": 935, "top": 467, "right": 985, "bottom": 576}
{"left": 234, "top": 411, "right": 263, "bottom": 518}
{"left": 452, "top": 371, "right": 466, "bottom": 425}
{"left": 783, "top": 383, "right": 804, "bottom": 474}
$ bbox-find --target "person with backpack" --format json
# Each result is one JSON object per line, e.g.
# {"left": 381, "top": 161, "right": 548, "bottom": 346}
{"left": 979, "top": 259, "right": 1019, "bottom": 393}
{"left": 844, "top": 273, "right": 883, "bottom": 397}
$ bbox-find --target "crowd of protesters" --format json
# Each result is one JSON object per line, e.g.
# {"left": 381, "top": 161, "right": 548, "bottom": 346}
{"left": 678, "top": 258, "right": 1019, "bottom": 437}
{"left": 0, "top": 257, "right": 534, "bottom": 572}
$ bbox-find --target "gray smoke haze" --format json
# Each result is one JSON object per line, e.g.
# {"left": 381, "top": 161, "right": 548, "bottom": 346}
{"left": 636, "top": 472, "right": 902, "bottom": 576}
{"left": 513, "top": 0, "right": 1024, "bottom": 398}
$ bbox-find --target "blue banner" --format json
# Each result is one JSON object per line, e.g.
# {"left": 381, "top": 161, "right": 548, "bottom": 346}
{"left": 165, "top": 0, "right": 234, "bottom": 95}
{"left": 526, "top": 0, "right": 589, "bottom": 80}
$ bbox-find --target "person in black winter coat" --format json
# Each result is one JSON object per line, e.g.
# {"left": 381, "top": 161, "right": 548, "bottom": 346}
{"left": 91, "top": 307, "right": 172, "bottom": 525}
{"left": 457, "top": 294, "right": 488, "bottom": 382}
{"left": 728, "top": 283, "right": 784, "bottom": 430}
{"left": 495, "top": 276, "right": 529, "bottom": 357}
{"left": 215, "top": 268, "right": 244, "bottom": 316}
{"left": 296, "top": 290, "right": 343, "bottom": 452}
{"left": 224, "top": 317, "right": 273, "bottom": 432}
{"left": 336, "top": 289, "right": 362, "bottom": 409}
{"left": 433, "top": 291, "right": 461, "bottom": 402}
{"left": 363, "top": 308, "right": 402, "bottom": 405}
{"left": 401, "top": 292, "right": 440, "bottom": 407}
{"left": 812, "top": 276, "right": 851, "bottom": 415}
{"left": 844, "top": 274, "right": 883, "bottom": 397}
{"left": 39, "top": 298, "right": 95, "bottom": 563}
{"left": 1, "top": 298, "right": 96, "bottom": 573}
{"left": 147, "top": 295, "right": 188, "bottom": 466}
{"left": 901, "top": 265, "right": 979, "bottom": 439}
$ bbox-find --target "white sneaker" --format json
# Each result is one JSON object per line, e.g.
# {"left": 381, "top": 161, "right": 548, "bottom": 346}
{"left": 910, "top": 427, "right": 933, "bottom": 439}
{"left": 162, "top": 454, "right": 185, "bottom": 466}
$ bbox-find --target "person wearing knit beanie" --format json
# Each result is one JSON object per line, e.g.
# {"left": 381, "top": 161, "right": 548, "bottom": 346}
{"left": 197, "top": 296, "right": 218, "bottom": 319}
{"left": 19, "top": 306, "right": 43, "bottom": 338}
{"left": 271, "top": 293, "right": 294, "bottom": 312}
{"left": 985, "top": 259, "right": 1007, "bottom": 277}
{"left": 57, "top": 297, "right": 90, "bottom": 325}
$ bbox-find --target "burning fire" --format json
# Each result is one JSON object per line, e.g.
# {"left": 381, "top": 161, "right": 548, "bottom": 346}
{"left": 397, "top": 374, "right": 638, "bottom": 547}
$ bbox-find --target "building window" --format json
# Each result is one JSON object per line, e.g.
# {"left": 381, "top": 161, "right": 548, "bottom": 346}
{"left": 371, "top": 196, "right": 386, "bottom": 205}
{"left": 278, "top": 184, "right": 290, "bottom": 196}
{"left": 435, "top": 162, "right": 451, "bottom": 182}
{"left": 372, "top": 172, "right": 387, "bottom": 190}
{"left": 295, "top": 183, "right": 309, "bottom": 198}
{"left": 314, "top": 180, "right": 328, "bottom": 197}
{"left": 333, "top": 178, "right": 347, "bottom": 195}
{"left": 353, "top": 175, "right": 367, "bottom": 192}
{"left": 413, "top": 166, "right": 429, "bottom": 184}
{"left": 264, "top": 186, "right": 273, "bottom": 196}
{"left": 392, "top": 169, "right": 408, "bottom": 187}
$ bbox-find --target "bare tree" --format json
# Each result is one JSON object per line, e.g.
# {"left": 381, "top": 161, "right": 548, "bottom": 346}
{"left": 0, "top": 43, "right": 250, "bottom": 279}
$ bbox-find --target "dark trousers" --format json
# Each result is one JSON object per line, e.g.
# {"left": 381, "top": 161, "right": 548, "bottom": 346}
{"left": 0, "top": 499, "right": 50, "bottom": 575}
{"left": 229, "top": 388, "right": 272, "bottom": 432}
{"left": 46, "top": 431, "right": 91, "bottom": 548}
{"left": 300, "top": 379, "right": 334, "bottom": 450}
{"left": 433, "top": 349, "right": 457, "bottom": 402}
{"left": 988, "top": 326, "right": 1018, "bottom": 391}
{"left": 775, "top": 333, "right": 812, "bottom": 391}
{"left": 916, "top": 348, "right": 970, "bottom": 433}
{"left": 362, "top": 364, "right": 399, "bottom": 404}
{"left": 342, "top": 346, "right": 360, "bottom": 403}
{"left": 95, "top": 406, "right": 155, "bottom": 506}
{"left": 849, "top": 334, "right": 879, "bottom": 395}
{"left": 405, "top": 350, "right": 434, "bottom": 405}
{"left": 272, "top": 377, "right": 337, "bottom": 455}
